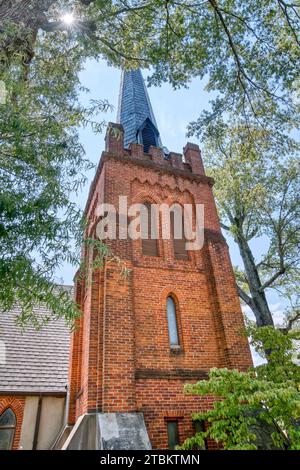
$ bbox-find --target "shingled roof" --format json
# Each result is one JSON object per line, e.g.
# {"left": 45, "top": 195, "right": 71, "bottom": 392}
{"left": 117, "top": 68, "right": 162, "bottom": 149}
{"left": 0, "top": 286, "right": 72, "bottom": 394}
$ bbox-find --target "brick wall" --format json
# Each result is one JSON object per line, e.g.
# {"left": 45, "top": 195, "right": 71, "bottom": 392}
{"left": 136, "top": 379, "right": 219, "bottom": 449}
{"left": 68, "top": 123, "right": 253, "bottom": 448}
{"left": 0, "top": 396, "right": 25, "bottom": 450}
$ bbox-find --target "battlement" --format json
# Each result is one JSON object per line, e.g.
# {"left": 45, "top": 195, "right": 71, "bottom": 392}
{"left": 105, "top": 122, "right": 206, "bottom": 177}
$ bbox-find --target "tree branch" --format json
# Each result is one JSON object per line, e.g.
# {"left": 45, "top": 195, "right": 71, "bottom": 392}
{"left": 279, "top": 308, "right": 300, "bottom": 334}
{"left": 208, "top": 0, "right": 289, "bottom": 109}
{"left": 39, "top": 17, "right": 149, "bottom": 63}
{"left": 286, "top": 308, "right": 300, "bottom": 331}
{"left": 237, "top": 284, "right": 253, "bottom": 308}
{"left": 220, "top": 222, "right": 230, "bottom": 231}
{"left": 259, "top": 267, "right": 286, "bottom": 292}
{"left": 277, "top": 0, "right": 300, "bottom": 47}
{"left": 38, "top": 16, "right": 96, "bottom": 33}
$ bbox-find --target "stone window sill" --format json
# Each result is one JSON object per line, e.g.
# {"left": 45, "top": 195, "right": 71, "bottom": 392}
{"left": 170, "top": 345, "right": 183, "bottom": 355}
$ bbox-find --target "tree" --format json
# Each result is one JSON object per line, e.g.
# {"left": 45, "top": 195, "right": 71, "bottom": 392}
{"left": 0, "top": 3, "right": 113, "bottom": 327}
{"left": 191, "top": 117, "right": 300, "bottom": 327}
{"left": 108, "top": 0, "right": 299, "bottom": 136}
{"left": 180, "top": 322, "right": 300, "bottom": 450}
{"left": 2, "top": 2, "right": 299, "bottom": 130}
{"left": 1, "top": 1, "right": 299, "bottom": 325}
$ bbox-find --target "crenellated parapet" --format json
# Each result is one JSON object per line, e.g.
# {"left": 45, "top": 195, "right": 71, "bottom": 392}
{"left": 104, "top": 122, "right": 207, "bottom": 177}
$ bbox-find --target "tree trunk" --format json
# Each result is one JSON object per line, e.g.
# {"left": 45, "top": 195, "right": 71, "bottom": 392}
{"left": 237, "top": 233, "right": 274, "bottom": 327}
{"left": 0, "top": 0, "right": 56, "bottom": 29}
{"left": 0, "top": 1, "right": 57, "bottom": 63}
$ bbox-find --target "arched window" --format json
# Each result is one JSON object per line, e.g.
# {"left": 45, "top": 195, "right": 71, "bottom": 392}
{"left": 0, "top": 408, "right": 16, "bottom": 450}
{"left": 167, "top": 296, "right": 179, "bottom": 346}
{"left": 141, "top": 202, "right": 159, "bottom": 257}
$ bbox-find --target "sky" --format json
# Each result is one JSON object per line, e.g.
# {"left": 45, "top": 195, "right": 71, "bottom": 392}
{"left": 55, "top": 58, "right": 286, "bottom": 355}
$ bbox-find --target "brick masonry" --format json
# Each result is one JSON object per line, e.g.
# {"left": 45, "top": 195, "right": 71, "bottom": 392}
{"left": 67, "top": 123, "right": 253, "bottom": 449}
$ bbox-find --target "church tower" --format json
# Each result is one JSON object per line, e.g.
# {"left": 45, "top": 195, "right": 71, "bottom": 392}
{"left": 65, "top": 69, "right": 252, "bottom": 449}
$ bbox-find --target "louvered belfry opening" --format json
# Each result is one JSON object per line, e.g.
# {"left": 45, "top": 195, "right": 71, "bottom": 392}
{"left": 141, "top": 121, "right": 157, "bottom": 153}
{"left": 141, "top": 202, "right": 159, "bottom": 257}
{"left": 171, "top": 209, "right": 189, "bottom": 260}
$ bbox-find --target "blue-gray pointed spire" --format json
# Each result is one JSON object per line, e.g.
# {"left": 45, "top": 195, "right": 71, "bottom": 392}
{"left": 117, "top": 69, "right": 162, "bottom": 151}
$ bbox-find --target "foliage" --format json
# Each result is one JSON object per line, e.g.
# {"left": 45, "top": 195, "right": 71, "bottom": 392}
{"left": 197, "top": 116, "right": 300, "bottom": 326}
{"left": 94, "top": 0, "right": 300, "bottom": 135}
{"left": 0, "top": 16, "right": 111, "bottom": 326}
{"left": 78, "top": 237, "right": 131, "bottom": 283}
{"left": 282, "top": 282, "right": 300, "bottom": 333}
{"left": 181, "top": 323, "right": 300, "bottom": 450}
{"left": 3, "top": 1, "right": 299, "bottom": 130}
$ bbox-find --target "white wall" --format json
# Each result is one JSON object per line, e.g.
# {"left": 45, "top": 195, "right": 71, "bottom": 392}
{"left": 19, "top": 396, "right": 65, "bottom": 450}
{"left": 19, "top": 396, "right": 39, "bottom": 450}
{"left": 37, "top": 397, "right": 65, "bottom": 450}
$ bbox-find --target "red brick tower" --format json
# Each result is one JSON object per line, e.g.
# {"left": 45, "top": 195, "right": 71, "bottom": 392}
{"left": 66, "top": 69, "right": 252, "bottom": 450}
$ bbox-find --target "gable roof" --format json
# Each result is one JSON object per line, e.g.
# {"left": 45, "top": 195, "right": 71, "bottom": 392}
{"left": 0, "top": 286, "right": 72, "bottom": 395}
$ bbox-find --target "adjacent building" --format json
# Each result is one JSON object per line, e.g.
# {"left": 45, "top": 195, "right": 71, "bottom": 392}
{"left": 0, "top": 295, "right": 71, "bottom": 450}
